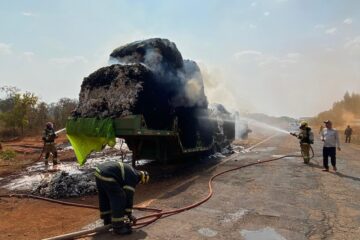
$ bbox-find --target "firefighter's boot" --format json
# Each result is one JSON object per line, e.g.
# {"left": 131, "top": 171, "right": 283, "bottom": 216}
{"left": 53, "top": 158, "right": 58, "bottom": 165}
{"left": 112, "top": 221, "right": 132, "bottom": 235}
{"left": 103, "top": 216, "right": 111, "bottom": 225}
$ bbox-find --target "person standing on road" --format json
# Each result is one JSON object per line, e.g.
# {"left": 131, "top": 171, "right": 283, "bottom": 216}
{"left": 42, "top": 122, "right": 58, "bottom": 166}
{"left": 344, "top": 125, "right": 353, "bottom": 143}
{"left": 290, "top": 121, "right": 314, "bottom": 164}
{"left": 321, "top": 120, "right": 341, "bottom": 172}
{"left": 95, "top": 161, "right": 149, "bottom": 235}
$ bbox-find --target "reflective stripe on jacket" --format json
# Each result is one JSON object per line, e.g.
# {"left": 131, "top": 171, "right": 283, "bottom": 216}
{"left": 95, "top": 161, "right": 140, "bottom": 212}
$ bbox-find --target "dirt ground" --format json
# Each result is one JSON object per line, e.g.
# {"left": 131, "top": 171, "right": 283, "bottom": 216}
{"left": 0, "top": 134, "right": 74, "bottom": 177}
{"left": 1, "top": 128, "right": 360, "bottom": 239}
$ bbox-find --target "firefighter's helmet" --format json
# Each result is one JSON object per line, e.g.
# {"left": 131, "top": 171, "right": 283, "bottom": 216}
{"left": 46, "top": 122, "right": 53, "bottom": 129}
{"left": 300, "top": 121, "right": 308, "bottom": 128}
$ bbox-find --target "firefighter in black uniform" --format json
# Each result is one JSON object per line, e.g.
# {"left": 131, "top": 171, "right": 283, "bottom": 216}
{"left": 42, "top": 122, "right": 58, "bottom": 166}
{"left": 94, "top": 161, "right": 149, "bottom": 234}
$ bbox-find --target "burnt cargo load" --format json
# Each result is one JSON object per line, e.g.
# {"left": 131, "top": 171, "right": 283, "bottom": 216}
{"left": 70, "top": 38, "right": 234, "bottom": 163}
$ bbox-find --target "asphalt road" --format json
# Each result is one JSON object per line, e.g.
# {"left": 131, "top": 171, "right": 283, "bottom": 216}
{"left": 86, "top": 133, "right": 360, "bottom": 240}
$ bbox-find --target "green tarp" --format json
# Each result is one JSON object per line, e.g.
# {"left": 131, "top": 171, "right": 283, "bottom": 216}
{"left": 66, "top": 118, "right": 116, "bottom": 165}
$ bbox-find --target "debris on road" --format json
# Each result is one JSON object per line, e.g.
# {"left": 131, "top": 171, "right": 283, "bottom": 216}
{"left": 31, "top": 170, "right": 96, "bottom": 199}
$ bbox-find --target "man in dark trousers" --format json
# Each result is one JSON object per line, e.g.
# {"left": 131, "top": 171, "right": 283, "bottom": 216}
{"left": 95, "top": 161, "right": 149, "bottom": 234}
{"left": 42, "top": 122, "right": 58, "bottom": 166}
{"left": 344, "top": 125, "right": 353, "bottom": 143}
{"left": 321, "top": 120, "right": 341, "bottom": 172}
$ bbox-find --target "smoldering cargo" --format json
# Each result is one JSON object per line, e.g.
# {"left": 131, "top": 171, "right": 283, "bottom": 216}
{"left": 70, "top": 38, "right": 235, "bottom": 163}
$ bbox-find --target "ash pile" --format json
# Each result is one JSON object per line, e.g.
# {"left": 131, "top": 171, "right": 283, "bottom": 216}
{"left": 31, "top": 170, "right": 96, "bottom": 198}
{"left": 73, "top": 38, "right": 216, "bottom": 149}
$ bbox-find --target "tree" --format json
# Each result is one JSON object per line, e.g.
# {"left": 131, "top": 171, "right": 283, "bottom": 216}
{"left": 28, "top": 101, "right": 49, "bottom": 134}
{"left": 0, "top": 88, "right": 38, "bottom": 136}
{"left": 311, "top": 91, "right": 360, "bottom": 127}
{"left": 48, "top": 98, "right": 77, "bottom": 128}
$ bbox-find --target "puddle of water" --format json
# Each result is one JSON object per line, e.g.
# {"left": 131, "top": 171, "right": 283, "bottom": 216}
{"left": 240, "top": 227, "right": 286, "bottom": 240}
{"left": 221, "top": 209, "right": 248, "bottom": 223}
{"left": 198, "top": 228, "right": 218, "bottom": 237}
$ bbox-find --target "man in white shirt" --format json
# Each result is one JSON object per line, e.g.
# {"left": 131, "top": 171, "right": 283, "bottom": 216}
{"left": 320, "top": 120, "right": 341, "bottom": 172}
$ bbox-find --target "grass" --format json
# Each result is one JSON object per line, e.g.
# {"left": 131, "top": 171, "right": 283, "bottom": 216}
{"left": 0, "top": 149, "right": 17, "bottom": 161}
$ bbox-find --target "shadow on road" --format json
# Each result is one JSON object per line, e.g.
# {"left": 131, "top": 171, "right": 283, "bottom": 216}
{"left": 308, "top": 162, "right": 360, "bottom": 182}
{"left": 92, "top": 229, "right": 147, "bottom": 240}
{"left": 332, "top": 172, "right": 360, "bottom": 182}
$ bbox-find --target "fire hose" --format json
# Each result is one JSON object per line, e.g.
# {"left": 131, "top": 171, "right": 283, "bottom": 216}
{"left": 0, "top": 145, "right": 314, "bottom": 240}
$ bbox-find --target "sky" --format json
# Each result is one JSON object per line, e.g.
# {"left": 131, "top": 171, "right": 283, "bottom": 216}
{"left": 0, "top": 0, "right": 359, "bottom": 118}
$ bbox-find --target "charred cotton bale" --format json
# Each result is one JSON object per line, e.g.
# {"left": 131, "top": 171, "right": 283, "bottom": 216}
{"left": 174, "top": 60, "right": 208, "bottom": 108}
{"left": 110, "top": 38, "right": 184, "bottom": 73}
{"left": 73, "top": 64, "right": 175, "bottom": 130}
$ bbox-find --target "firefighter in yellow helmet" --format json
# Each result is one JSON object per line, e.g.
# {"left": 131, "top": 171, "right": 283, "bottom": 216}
{"left": 94, "top": 161, "right": 150, "bottom": 235}
{"left": 290, "top": 121, "right": 314, "bottom": 164}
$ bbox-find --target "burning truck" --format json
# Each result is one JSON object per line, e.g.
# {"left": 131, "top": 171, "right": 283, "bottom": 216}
{"left": 66, "top": 38, "right": 234, "bottom": 165}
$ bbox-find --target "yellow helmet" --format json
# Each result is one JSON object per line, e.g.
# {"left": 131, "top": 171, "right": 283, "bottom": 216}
{"left": 139, "top": 171, "right": 150, "bottom": 184}
{"left": 300, "top": 121, "right": 308, "bottom": 128}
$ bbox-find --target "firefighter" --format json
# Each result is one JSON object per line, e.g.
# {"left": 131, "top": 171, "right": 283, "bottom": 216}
{"left": 291, "top": 121, "right": 314, "bottom": 164}
{"left": 94, "top": 161, "right": 150, "bottom": 235}
{"left": 42, "top": 122, "right": 58, "bottom": 166}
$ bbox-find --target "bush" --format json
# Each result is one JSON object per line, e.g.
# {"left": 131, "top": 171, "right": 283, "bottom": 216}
{"left": 0, "top": 149, "right": 17, "bottom": 161}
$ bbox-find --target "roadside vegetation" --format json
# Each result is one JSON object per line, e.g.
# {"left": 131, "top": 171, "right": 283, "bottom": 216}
{"left": 0, "top": 86, "right": 77, "bottom": 139}
{"left": 311, "top": 92, "right": 360, "bottom": 144}
{"left": 0, "top": 149, "right": 16, "bottom": 161}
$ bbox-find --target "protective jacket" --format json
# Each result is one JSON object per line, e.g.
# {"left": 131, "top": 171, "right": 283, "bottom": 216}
{"left": 298, "top": 127, "right": 314, "bottom": 144}
{"left": 42, "top": 128, "right": 57, "bottom": 143}
{"left": 95, "top": 161, "right": 140, "bottom": 215}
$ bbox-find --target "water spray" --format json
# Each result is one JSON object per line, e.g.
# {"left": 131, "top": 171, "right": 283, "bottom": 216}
{"left": 237, "top": 117, "right": 291, "bottom": 135}
{"left": 55, "top": 128, "right": 66, "bottom": 135}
